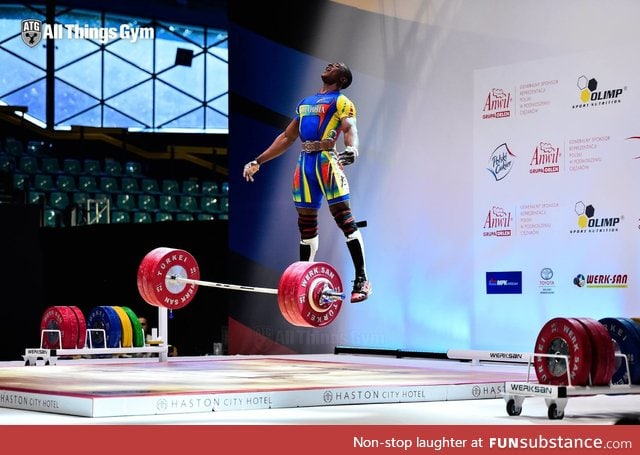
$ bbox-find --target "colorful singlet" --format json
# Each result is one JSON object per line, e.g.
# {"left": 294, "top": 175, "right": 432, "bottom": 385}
{"left": 292, "top": 91, "right": 357, "bottom": 209}
{"left": 296, "top": 91, "right": 356, "bottom": 142}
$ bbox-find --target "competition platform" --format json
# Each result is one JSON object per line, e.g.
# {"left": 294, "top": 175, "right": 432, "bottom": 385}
{"left": 0, "top": 352, "right": 530, "bottom": 418}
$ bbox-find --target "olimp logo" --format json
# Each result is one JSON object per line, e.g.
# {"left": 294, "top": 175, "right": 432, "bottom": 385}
{"left": 22, "top": 19, "right": 42, "bottom": 47}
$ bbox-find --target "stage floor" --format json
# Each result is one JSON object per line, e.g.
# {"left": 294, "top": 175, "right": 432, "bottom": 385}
{"left": 1, "top": 353, "right": 639, "bottom": 424}
{"left": 0, "top": 353, "right": 526, "bottom": 418}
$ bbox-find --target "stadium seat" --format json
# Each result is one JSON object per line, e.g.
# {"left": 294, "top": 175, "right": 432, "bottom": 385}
{"left": 99, "top": 176, "right": 119, "bottom": 193}
{"left": 175, "top": 213, "right": 194, "bottom": 222}
{"left": 196, "top": 213, "right": 216, "bottom": 221}
{"left": 43, "top": 209, "right": 59, "bottom": 228}
{"left": 120, "top": 176, "right": 141, "bottom": 194}
{"left": 83, "top": 158, "right": 102, "bottom": 175}
{"left": 18, "top": 155, "right": 39, "bottom": 174}
{"left": 48, "top": 191, "right": 71, "bottom": 211}
{"left": 41, "top": 157, "right": 61, "bottom": 174}
{"left": 155, "top": 212, "right": 173, "bottom": 222}
{"left": 200, "top": 196, "right": 220, "bottom": 214}
{"left": 103, "top": 159, "right": 123, "bottom": 176}
{"left": 77, "top": 175, "right": 98, "bottom": 193}
{"left": 161, "top": 178, "right": 180, "bottom": 195}
{"left": 62, "top": 158, "right": 83, "bottom": 175}
{"left": 56, "top": 174, "right": 77, "bottom": 192}
{"left": 0, "top": 154, "right": 15, "bottom": 173}
{"left": 28, "top": 190, "right": 46, "bottom": 205}
{"left": 124, "top": 161, "right": 144, "bottom": 177}
{"left": 111, "top": 211, "right": 131, "bottom": 224}
{"left": 181, "top": 179, "right": 200, "bottom": 196}
{"left": 179, "top": 195, "right": 198, "bottom": 213}
{"left": 158, "top": 194, "right": 179, "bottom": 213}
{"left": 141, "top": 178, "right": 161, "bottom": 194}
{"left": 133, "top": 211, "right": 153, "bottom": 224}
{"left": 201, "top": 180, "right": 219, "bottom": 195}
{"left": 33, "top": 173, "right": 55, "bottom": 192}
{"left": 138, "top": 194, "right": 157, "bottom": 212}
{"left": 115, "top": 193, "right": 136, "bottom": 212}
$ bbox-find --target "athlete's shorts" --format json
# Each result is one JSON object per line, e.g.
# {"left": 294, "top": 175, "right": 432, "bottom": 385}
{"left": 292, "top": 150, "right": 350, "bottom": 209}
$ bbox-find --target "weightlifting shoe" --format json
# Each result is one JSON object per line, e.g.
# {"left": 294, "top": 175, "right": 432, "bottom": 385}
{"left": 350, "top": 276, "right": 372, "bottom": 303}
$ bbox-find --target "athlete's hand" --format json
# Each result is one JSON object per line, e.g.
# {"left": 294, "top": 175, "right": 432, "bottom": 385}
{"left": 338, "top": 146, "right": 358, "bottom": 166}
{"left": 243, "top": 160, "right": 260, "bottom": 182}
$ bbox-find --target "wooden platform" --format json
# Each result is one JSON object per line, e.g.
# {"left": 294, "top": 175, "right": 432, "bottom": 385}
{"left": 0, "top": 354, "right": 530, "bottom": 418}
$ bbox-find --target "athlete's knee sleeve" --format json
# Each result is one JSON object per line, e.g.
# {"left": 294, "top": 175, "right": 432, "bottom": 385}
{"left": 297, "top": 212, "right": 318, "bottom": 239}
{"left": 300, "top": 235, "right": 319, "bottom": 262}
{"left": 332, "top": 208, "right": 357, "bottom": 236}
{"left": 346, "top": 230, "right": 367, "bottom": 278}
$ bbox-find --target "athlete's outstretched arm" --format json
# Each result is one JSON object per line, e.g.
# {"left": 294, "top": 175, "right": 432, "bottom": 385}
{"left": 243, "top": 118, "right": 300, "bottom": 182}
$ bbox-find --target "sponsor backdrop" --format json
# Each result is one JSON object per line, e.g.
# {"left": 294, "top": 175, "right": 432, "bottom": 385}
{"left": 228, "top": 0, "right": 640, "bottom": 354}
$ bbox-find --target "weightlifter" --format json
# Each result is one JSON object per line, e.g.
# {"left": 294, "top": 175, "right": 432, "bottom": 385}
{"left": 243, "top": 62, "right": 371, "bottom": 303}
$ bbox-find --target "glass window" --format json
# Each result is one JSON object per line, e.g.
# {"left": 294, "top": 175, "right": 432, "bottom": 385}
{"left": 0, "top": 4, "right": 228, "bottom": 133}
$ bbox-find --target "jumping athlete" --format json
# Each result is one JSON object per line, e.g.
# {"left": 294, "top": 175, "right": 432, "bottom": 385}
{"left": 243, "top": 62, "right": 372, "bottom": 303}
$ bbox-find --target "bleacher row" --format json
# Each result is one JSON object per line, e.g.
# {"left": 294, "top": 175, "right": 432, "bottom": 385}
{"left": 0, "top": 139, "right": 229, "bottom": 227}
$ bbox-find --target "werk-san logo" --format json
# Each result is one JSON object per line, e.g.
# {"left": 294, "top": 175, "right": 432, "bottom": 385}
{"left": 487, "top": 143, "right": 516, "bottom": 181}
{"left": 21, "top": 19, "right": 42, "bottom": 48}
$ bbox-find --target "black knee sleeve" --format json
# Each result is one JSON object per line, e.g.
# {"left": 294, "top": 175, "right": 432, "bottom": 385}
{"left": 297, "top": 212, "right": 318, "bottom": 240}
{"left": 333, "top": 209, "right": 358, "bottom": 236}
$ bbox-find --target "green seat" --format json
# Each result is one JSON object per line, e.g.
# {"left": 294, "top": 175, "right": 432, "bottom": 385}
{"left": 141, "top": 178, "right": 161, "bottom": 194}
{"left": 103, "top": 159, "right": 123, "bottom": 176}
{"left": 175, "top": 213, "right": 194, "bottom": 222}
{"left": 133, "top": 211, "right": 153, "bottom": 223}
{"left": 124, "top": 161, "right": 144, "bottom": 177}
{"left": 56, "top": 174, "right": 77, "bottom": 192}
{"left": 78, "top": 175, "right": 98, "bottom": 193}
{"left": 28, "top": 190, "right": 46, "bottom": 205}
{"left": 181, "top": 179, "right": 200, "bottom": 196}
{"left": 48, "top": 191, "right": 71, "bottom": 211}
{"left": 158, "top": 194, "right": 179, "bottom": 213}
{"left": 155, "top": 212, "right": 173, "bottom": 222}
{"left": 115, "top": 193, "right": 136, "bottom": 211}
{"left": 201, "top": 180, "right": 219, "bottom": 195}
{"left": 161, "top": 179, "right": 180, "bottom": 195}
{"left": 18, "top": 155, "right": 39, "bottom": 174}
{"left": 0, "top": 154, "right": 15, "bottom": 173}
{"left": 43, "top": 209, "right": 59, "bottom": 228}
{"left": 12, "top": 173, "right": 29, "bottom": 191}
{"left": 220, "top": 196, "right": 229, "bottom": 212}
{"left": 221, "top": 181, "right": 229, "bottom": 195}
{"left": 33, "top": 173, "right": 55, "bottom": 192}
{"left": 41, "top": 157, "right": 61, "bottom": 174}
{"left": 83, "top": 158, "right": 102, "bottom": 175}
{"left": 73, "top": 191, "right": 90, "bottom": 206}
{"left": 111, "top": 210, "right": 131, "bottom": 224}
{"left": 200, "top": 196, "right": 220, "bottom": 214}
{"left": 120, "top": 177, "right": 141, "bottom": 193}
{"left": 196, "top": 213, "right": 216, "bottom": 221}
{"left": 26, "top": 140, "right": 46, "bottom": 155}
{"left": 63, "top": 158, "right": 82, "bottom": 175}
{"left": 99, "top": 176, "right": 119, "bottom": 193}
{"left": 179, "top": 195, "right": 198, "bottom": 213}
{"left": 138, "top": 194, "right": 157, "bottom": 212}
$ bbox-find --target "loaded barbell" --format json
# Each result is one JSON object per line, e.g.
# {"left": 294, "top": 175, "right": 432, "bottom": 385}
{"left": 136, "top": 247, "right": 345, "bottom": 328}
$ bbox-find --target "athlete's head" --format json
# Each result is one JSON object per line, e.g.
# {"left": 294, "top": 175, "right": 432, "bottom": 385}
{"left": 322, "top": 62, "right": 353, "bottom": 89}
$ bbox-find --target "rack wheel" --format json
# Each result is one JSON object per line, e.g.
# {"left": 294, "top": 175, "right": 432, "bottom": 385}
{"left": 506, "top": 399, "right": 522, "bottom": 416}
{"left": 547, "top": 403, "right": 564, "bottom": 420}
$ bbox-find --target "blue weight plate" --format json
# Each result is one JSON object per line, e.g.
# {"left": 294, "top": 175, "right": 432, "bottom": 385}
{"left": 598, "top": 317, "right": 640, "bottom": 385}
{"left": 86, "top": 306, "right": 122, "bottom": 348}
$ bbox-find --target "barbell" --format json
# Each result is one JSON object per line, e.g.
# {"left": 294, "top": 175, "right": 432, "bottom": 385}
{"left": 136, "top": 247, "right": 345, "bottom": 328}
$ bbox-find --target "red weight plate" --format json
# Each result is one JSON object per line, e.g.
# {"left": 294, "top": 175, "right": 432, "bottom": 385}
{"left": 68, "top": 306, "right": 87, "bottom": 349}
{"left": 40, "top": 306, "right": 77, "bottom": 349}
{"left": 137, "top": 248, "right": 171, "bottom": 307}
{"left": 146, "top": 248, "right": 200, "bottom": 310}
{"left": 278, "top": 262, "right": 312, "bottom": 327}
{"left": 534, "top": 317, "right": 593, "bottom": 386}
{"left": 286, "top": 262, "right": 343, "bottom": 328}
{"left": 574, "top": 318, "right": 615, "bottom": 386}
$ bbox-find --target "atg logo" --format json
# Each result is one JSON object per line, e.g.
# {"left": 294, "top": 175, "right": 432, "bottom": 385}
{"left": 21, "top": 19, "right": 42, "bottom": 47}
{"left": 573, "top": 75, "right": 625, "bottom": 108}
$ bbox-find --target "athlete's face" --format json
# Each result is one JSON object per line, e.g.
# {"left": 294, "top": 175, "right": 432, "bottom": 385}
{"left": 321, "top": 62, "right": 346, "bottom": 86}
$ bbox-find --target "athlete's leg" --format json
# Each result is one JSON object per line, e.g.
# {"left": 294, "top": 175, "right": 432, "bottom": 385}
{"left": 329, "top": 201, "right": 371, "bottom": 303}
{"left": 297, "top": 207, "right": 319, "bottom": 261}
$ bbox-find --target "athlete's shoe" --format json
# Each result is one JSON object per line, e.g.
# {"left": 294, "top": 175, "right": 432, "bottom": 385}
{"left": 350, "top": 276, "right": 372, "bottom": 303}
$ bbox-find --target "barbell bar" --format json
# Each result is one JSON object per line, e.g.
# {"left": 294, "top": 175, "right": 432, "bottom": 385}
{"left": 136, "top": 247, "right": 345, "bottom": 328}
